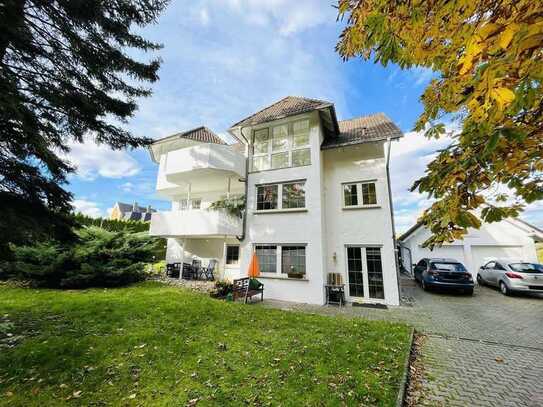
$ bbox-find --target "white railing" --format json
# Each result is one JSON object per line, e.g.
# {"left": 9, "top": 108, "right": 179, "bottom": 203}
{"left": 149, "top": 209, "right": 242, "bottom": 237}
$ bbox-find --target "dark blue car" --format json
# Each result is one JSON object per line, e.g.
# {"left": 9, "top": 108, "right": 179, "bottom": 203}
{"left": 413, "top": 258, "right": 474, "bottom": 295}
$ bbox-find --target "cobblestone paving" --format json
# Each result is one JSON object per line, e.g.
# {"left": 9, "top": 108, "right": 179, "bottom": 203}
{"left": 261, "top": 283, "right": 543, "bottom": 406}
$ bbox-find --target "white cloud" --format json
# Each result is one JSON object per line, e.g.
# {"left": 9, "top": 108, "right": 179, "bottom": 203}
{"left": 65, "top": 140, "right": 141, "bottom": 181}
{"left": 120, "top": 182, "right": 134, "bottom": 192}
{"left": 73, "top": 199, "right": 102, "bottom": 218}
{"left": 199, "top": 8, "right": 210, "bottom": 26}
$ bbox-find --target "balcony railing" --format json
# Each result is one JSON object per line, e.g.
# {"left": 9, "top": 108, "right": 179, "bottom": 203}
{"left": 149, "top": 209, "right": 242, "bottom": 237}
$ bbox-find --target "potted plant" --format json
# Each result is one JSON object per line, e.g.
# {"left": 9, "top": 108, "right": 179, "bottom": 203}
{"left": 287, "top": 266, "right": 304, "bottom": 279}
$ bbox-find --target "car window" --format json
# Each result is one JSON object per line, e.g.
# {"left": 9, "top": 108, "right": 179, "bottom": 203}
{"left": 416, "top": 259, "right": 427, "bottom": 268}
{"left": 495, "top": 263, "right": 506, "bottom": 271}
{"left": 484, "top": 261, "right": 495, "bottom": 269}
{"left": 430, "top": 262, "right": 466, "bottom": 272}
{"left": 509, "top": 263, "right": 543, "bottom": 273}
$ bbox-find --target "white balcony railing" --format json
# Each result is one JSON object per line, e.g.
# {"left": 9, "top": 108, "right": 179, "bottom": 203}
{"left": 149, "top": 209, "right": 242, "bottom": 237}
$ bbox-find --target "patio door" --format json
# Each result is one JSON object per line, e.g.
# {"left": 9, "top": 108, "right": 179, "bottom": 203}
{"left": 346, "top": 246, "right": 385, "bottom": 302}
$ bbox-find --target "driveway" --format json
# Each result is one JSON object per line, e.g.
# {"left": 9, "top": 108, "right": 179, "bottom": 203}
{"left": 262, "top": 280, "right": 543, "bottom": 406}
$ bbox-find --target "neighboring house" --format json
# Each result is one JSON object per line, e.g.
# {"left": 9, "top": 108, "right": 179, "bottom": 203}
{"left": 148, "top": 96, "right": 403, "bottom": 306}
{"left": 110, "top": 201, "right": 156, "bottom": 222}
{"left": 399, "top": 218, "right": 543, "bottom": 277}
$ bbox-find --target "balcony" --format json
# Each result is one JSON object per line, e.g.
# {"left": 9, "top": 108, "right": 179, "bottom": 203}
{"left": 149, "top": 209, "right": 242, "bottom": 238}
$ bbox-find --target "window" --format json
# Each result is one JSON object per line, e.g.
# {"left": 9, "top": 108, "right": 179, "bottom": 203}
{"left": 255, "top": 244, "right": 307, "bottom": 278}
{"left": 495, "top": 263, "right": 506, "bottom": 271}
{"left": 255, "top": 245, "right": 277, "bottom": 274}
{"left": 344, "top": 184, "right": 358, "bottom": 206}
{"left": 251, "top": 119, "right": 311, "bottom": 172}
{"left": 347, "top": 247, "right": 364, "bottom": 297}
{"left": 256, "top": 181, "right": 306, "bottom": 211}
{"left": 343, "top": 181, "right": 378, "bottom": 207}
{"left": 179, "top": 198, "right": 201, "bottom": 210}
{"left": 366, "top": 247, "right": 384, "bottom": 299}
{"left": 281, "top": 246, "right": 306, "bottom": 275}
{"left": 282, "top": 182, "right": 305, "bottom": 209}
{"left": 256, "top": 184, "right": 278, "bottom": 210}
{"left": 225, "top": 245, "right": 239, "bottom": 265}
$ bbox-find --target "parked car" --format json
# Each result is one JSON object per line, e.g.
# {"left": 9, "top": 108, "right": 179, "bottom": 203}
{"left": 413, "top": 258, "right": 474, "bottom": 294}
{"left": 477, "top": 260, "right": 543, "bottom": 296}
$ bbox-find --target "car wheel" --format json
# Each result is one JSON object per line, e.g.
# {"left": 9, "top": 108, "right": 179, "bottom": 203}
{"left": 499, "top": 281, "right": 510, "bottom": 296}
{"left": 477, "top": 274, "right": 484, "bottom": 286}
{"left": 465, "top": 288, "right": 474, "bottom": 296}
{"left": 421, "top": 280, "right": 428, "bottom": 291}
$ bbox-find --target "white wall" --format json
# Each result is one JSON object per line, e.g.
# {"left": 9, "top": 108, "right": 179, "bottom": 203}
{"left": 401, "top": 219, "right": 539, "bottom": 277}
{"left": 322, "top": 142, "right": 400, "bottom": 305}
{"left": 239, "top": 111, "right": 327, "bottom": 304}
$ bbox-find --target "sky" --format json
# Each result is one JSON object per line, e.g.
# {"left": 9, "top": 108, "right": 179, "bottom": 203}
{"left": 67, "top": 0, "right": 542, "bottom": 232}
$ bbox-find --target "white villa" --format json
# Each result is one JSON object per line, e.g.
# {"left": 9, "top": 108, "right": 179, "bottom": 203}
{"left": 149, "top": 96, "right": 403, "bottom": 306}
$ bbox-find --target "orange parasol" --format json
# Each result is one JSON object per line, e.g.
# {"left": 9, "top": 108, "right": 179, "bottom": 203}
{"left": 247, "top": 251, "right": 261, "bottom": 278}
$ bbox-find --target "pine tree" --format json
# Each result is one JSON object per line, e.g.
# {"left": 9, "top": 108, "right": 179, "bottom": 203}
{"left": 0, "top": 0, "right": 169, "bottom": 255}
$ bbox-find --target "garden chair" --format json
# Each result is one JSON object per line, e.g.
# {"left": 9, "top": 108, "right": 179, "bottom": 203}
{"left": 202, "top": 259, "right": 217, "bottom": 281}
{"left": 192, "top": 259, "right": 202, "bottom": 279}
{"left": 166, "top": 263, "right": 180, "bottom": 278}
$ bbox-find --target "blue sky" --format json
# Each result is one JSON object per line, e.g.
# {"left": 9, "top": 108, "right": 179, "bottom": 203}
{"left": 67, "top": 0, "right": 542, "bottom": 231}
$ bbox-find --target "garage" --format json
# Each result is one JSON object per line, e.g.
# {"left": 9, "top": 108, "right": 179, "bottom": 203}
{"left": 399, "top": 218, "right": 543, "bottom": 278}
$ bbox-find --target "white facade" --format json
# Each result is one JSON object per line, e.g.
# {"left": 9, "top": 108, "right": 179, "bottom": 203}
{"left": 148, "top": 101, "right": 402, "bottom": 306}
{"left": 399, "top": 219, "right": 543, "bottom": 278}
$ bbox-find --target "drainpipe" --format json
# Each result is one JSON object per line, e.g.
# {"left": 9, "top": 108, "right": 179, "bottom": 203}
{"left": 386, "top": 137, "right": 402, "bottom": 302}
{"left": 236, "top": 126, "right": 249, "bottom": 242}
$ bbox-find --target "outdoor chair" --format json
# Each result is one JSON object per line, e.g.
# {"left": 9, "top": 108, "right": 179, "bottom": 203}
{"left": 192, "top": 259, "right": 202, "bottom": 279}
{"left": 166, "top": 263, "right": 180, "bottom": 278}
{"left": 233, "top": 277, "right": 264, "bottom": 303}
{"left": 201, "top": 259, "right": 217, "bottom": 281}
{"left": 182, "top": 262, "right": 195, "bottom": 280}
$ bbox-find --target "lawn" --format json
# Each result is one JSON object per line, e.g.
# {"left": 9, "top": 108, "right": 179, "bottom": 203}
{"left": 0, "top": 282, "right": 411, "bottom": 406}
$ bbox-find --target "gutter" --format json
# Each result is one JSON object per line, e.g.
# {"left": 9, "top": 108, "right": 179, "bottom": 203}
{"left": 385, "top": 136, "right": 402, "bottom": 302}
{"left": 236, "top": 126, "right": 249, "bottom": 242}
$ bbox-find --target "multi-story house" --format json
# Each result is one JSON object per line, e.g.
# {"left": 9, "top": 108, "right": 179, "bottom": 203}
{"left": 149, "top": 96, "right": 403, "bottom": 306}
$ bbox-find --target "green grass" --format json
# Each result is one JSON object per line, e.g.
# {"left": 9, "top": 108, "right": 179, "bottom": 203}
{"left": 0, "top": 282, "right": 411, "bottom": 406}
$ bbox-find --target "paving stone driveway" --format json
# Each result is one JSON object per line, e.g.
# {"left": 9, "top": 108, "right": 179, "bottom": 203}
{"left": 261, "top": 282, "right": 543, "bottom": 406}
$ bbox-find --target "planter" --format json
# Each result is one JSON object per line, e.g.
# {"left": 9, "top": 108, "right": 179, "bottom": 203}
{"left": 287, "top": 273, "right": 304, "bottom": 279}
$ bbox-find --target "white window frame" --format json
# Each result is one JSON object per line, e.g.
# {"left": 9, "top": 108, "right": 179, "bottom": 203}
{"left": 224, "top": 244, "right": 240, "bottom": 267}
{"left": 254, "top": 243, "right": 308, "bottom": 279}
{"left": 344, "top": 244, "right": 386, "bottom": 303}
{"left": 251, "top": 119, "right": 311, "bottom": 172}
{"left": 179, "top": 198, "right": 202, "bottom": 210}
{"left": 255, "top": 180, "right": 307, "bottom": 213}
{"left": 342, "top": 180, "right": 379, "bottom": 209}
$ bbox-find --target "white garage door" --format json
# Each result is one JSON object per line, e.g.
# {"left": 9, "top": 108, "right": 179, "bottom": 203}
{"left": 413, "top": 245, "right": 466, "bottom": 268}
{"left": 471, "top": 246, "right": 524, "bottom": 272}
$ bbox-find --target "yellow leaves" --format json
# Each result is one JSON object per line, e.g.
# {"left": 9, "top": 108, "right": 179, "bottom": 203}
{"left": 498, "top": 24, "right": 520, "bottom": 49}
{"left": 476, "top": 23, "right": 501, "bottom": 41}
{"left": 490, "top": 87, "right": 515, "bottom": 110}
{"left": 459, "top": 40, "right": 483, "bottom": 75}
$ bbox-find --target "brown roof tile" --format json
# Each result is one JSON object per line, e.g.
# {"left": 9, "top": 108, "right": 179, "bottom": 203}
{"left": 230, "top": 96, "right": 333, "bottom": 128}
{"left": 171, "top": 126, "right": 226, "bottom": 145}
{"left": 321, "top": 113, "right": 403, "bottom": 149}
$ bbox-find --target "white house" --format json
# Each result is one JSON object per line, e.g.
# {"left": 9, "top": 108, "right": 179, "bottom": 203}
{"left": 148, "top": 96, "right": 403, "bottom": 306}
{"left": 399, "top": 218, "right": 543, "bottom": 277}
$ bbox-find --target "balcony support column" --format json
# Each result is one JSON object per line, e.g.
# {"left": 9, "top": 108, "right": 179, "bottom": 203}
{"left": 178, "top": 238, "right": 186, "bottom": 280}
{"left": 226, "top": 177, "right": 231, "bottom": 199}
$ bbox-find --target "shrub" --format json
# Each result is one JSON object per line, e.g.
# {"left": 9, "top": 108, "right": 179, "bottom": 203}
{"left": 210, "top": 280, "right": 233, "bottom": 298}
{"left": 0, "top": 227, "right": 163, "bottom": 289}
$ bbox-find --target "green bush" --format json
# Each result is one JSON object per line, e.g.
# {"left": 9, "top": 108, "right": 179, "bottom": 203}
{"left": 0, "top": 227, "right": 163, "bottom": 288}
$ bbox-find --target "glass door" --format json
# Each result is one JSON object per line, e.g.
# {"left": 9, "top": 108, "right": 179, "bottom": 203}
{"left": 346, "top": 246, "right": 385, "bottom": 302}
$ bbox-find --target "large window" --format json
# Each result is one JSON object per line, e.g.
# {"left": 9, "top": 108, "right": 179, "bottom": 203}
{"left": 281, "top": 246, "right": 306, "bottom": 275}
{"left": 251, "top": 119, "right": 311, "bottom": 172}
{"left": 225, "top": 245, "right": 239, "bottom": 265}
{"left": 255, "top": 245, "right": 277, "bottom": 274}
{"left": 256, "top": 181, "right": 306, "bottom": 211}
{"left": 255, "top": 244, "right": 307, "bottom": 278}
{"left": 343, "top": 181, "right": 378, "bottom": 207}
{"left": 366, "top": 247, "right": 384, "bottom": 299}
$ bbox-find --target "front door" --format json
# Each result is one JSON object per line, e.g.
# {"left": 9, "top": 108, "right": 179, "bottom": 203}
{"left": 346, "top": 246, "right": 385, "bottom": 302}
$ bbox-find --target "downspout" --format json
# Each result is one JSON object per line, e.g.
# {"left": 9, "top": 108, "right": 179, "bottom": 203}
{"left": 236, "top": 126, "right": 249, "bottom": 242}
{"left": 385, "top": 137, "right": 402, "bottom": 302}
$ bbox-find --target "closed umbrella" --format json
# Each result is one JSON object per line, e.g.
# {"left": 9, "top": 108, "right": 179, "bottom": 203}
{"left": 248, "top": 251, "right": 261, "bottom": 278}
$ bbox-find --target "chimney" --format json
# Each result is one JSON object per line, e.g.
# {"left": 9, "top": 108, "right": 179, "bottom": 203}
{"left": 132, "top": 201, "right": 138, "bottom": 212}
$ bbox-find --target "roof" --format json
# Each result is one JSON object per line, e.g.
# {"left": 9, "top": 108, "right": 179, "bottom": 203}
{"left": 115, "top": 202, "right": 155, "bottom": 214}
{"left": 229, "top": 96, "right": 333, "bottom": 128}
{"left": 153, "top": 126, "right": 226, "bottom": 146}
{"left": 321, "top": 113, "right": 403, "bottom": 149}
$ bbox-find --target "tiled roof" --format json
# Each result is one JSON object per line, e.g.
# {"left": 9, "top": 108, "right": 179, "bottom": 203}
{"left": 321, "top": 113, "right": 403, "bottom": 149}
{"left": 230, "top": 96, "right": 333, "bottom": 128}
{"left": 168, "top": 126, "right": 226, "bottom": 145}
{"left": 115, "top": 202, "right": 155, "bottom": 215}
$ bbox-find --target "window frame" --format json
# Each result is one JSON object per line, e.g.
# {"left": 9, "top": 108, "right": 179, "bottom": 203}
{"left": 225, "top": 245, "right": 240, "bottom": 267}
{"left": 342, "top": 180, "right": 379, "bottom": 209}
{"left": 250, "top": 118, "right": 311, "bottom": 172}
{"left": 254, "top": 243, "right": 308, "bottom": 279}
{"left": 255, "top": 180, "right": 306, "bottom": 212}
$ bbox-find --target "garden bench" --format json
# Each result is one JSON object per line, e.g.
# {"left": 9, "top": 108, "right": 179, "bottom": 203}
{"left": 232, "top": 277, "right": 264, "bottom": 303}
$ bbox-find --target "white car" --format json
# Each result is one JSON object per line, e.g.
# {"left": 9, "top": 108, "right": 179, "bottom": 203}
{"left": 477, "top": 259, "right": 543, "bottom": 296}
